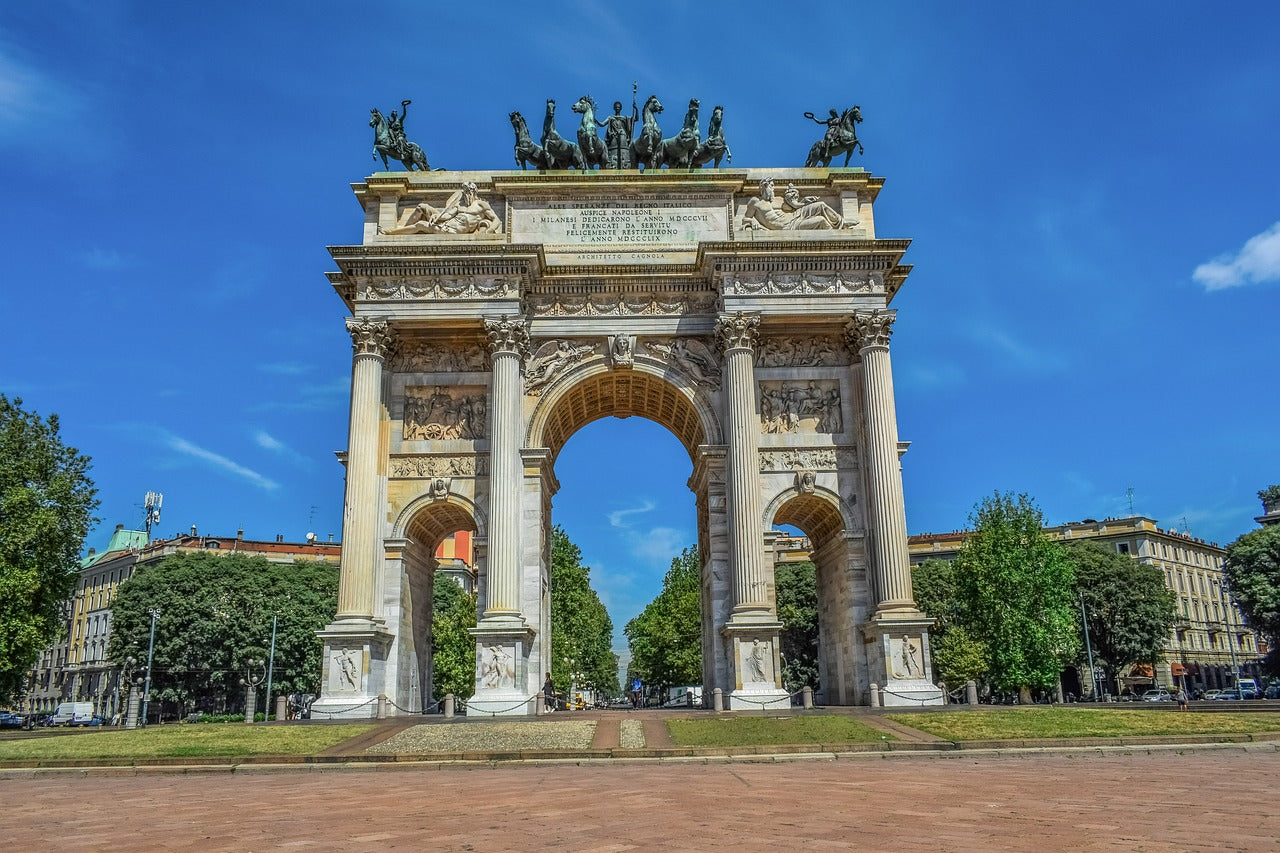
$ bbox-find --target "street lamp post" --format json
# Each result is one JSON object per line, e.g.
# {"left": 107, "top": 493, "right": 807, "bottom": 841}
{"left": 265, "top": 613, "right": 278, "bottom": 720}
{"left": 1079, "top": 592, "right": 1103, "bottom": 700}
{"left": 1219, "top": 579, "right": 1242, "bottom": 687}
{"left": 241, "top": 658, "right": 266, "bottom": 724}
{"left": 141, "top": 608, "right": 159, "bottom": 726}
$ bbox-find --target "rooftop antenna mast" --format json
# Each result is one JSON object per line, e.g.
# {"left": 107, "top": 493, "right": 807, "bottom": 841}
{"left": 1126, "top": 486, "right": 1135, "bottom": 515}
{"left": 143, "top": 491, "right": 163, "bottom": 540}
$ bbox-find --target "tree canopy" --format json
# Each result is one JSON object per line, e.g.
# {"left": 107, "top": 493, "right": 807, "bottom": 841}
{"left": 430, "top": 575, "right": 477, "bottom": 703}
{"left": 1223, "top": 522, "right": 1280, "bottom": 662}
{"left": 912, "top": 558, "right": 989, "bottom": 688}
{"left": 775, "top": 560, "right": 818, "bottom": 690}
{"left": 952, "top": 492, "right": 1079, "bottom": 699}
{"left": 108, "top": 552, "right": 338, "bottom": 713}
{"left": 0, "top": 395, "right": 99, "bottom": 705}
{"left": 625, "top": 545, "right": 702, "bottom": 689}
{"left": 550, "top": 527, "right": 618, "bottom": 695}
{"left": 1066, "top": 540, "right": 1177, "bottom": 688}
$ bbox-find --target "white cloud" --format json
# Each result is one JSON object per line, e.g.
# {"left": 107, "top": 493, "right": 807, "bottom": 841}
{"left": 607, "top": 500, "right": 655, "bottom": 528}
{"left": 967, "top": 326, "right": 1066, "bottom": 373}
{"left": 81, "top": 248, "right": 128, "bottom": 270}
{"left": 253, "top": 429, "right": 310, "bottom": 468}
{"left": 1194, "top": 222, "right": 1280, "bottom": 291}
{"left": 166, "top": 434, "right": 279, "bottom": 491}
{"left": 0, "top": 44, "right": 82, "bottom": 145}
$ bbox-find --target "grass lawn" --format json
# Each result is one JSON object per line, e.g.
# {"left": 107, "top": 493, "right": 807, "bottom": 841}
{"left": 885, "top": 708, "right": 1280, "bottom": 741}
{"left": 0, "top": 723, "right": 375, "bottom": 761}
{"left": 667, "top": 715, "right": 891, "bottom": 747}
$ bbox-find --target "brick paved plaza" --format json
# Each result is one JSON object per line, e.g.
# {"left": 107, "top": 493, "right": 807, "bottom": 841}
{"left": 3, "top": 746, "right": 1275, "bottom": 851}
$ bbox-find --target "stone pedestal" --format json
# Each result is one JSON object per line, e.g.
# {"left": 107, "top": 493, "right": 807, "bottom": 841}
{"left": 466, "top": 621, "right": 537, "bottom": 717}
{"left": 863, "top": 615, "right": 943, "bottom": 707}
{"left": 312, "top": 622, "right": 392, "bottom": 719}
{"left": 722, "top": 622, "right": 790, "bottom": 710}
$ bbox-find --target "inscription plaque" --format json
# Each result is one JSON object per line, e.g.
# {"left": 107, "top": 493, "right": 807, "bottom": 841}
{"left": 510, "top": 197, "right": 729, "bottom": 247}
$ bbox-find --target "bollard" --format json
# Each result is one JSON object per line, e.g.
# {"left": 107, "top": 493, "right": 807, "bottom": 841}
{"left": 966, "top": 679, "right": 979, "bottom": 706}
{"left": 444, "top": 693, "right": 455, "bottom": 719}
{"left": 712, "top": 687, "right": 724, "bottom": 712}
{"left": 275, "top": 695, "right": 287, "bottom": 722}
{"left": 376, "top": 693, "right": 388, "bottom": 719}
{"left": 802, "top": 686, "right": 814, "bottom": 709}
{"left": 1055, "top": 680, "right": 1064, "bottom": 705}
{"left": 535, "top": 695, "right": 545, "bottom": 715}
{"left": 939, "top": 681, "right": 948, "bottom": 705}
{"left": 869, "top": 682, "right": 881, "bottom": 708}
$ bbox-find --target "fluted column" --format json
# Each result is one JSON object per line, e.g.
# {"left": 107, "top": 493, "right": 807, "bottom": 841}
{"left": 336, "top": 318, "right": 395, "bottom": 620}
{"left": 847, "top": 310, "right": 914, "bottom": 611}
{"left": 482, "top": 315, "right": 529, "bottom": 618}
{"left": 716, "top": 312, "right": 769, "bottom": 616}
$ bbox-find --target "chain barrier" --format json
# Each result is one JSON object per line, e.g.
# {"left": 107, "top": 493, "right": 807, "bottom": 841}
{"left": 456, "top": 694, "right": 540, "bottom": 717}
{"left": 307, "top": 696, "right": 379, "bottom": 718}
{"left": 879, "top": 687, "right": 934, "bottom": 706}
{"left": 731, "top": 688, "right": 805, "bottom": 711}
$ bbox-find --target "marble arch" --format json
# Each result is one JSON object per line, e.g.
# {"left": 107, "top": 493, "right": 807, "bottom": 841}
{"left": 313, "top": 167, "right": 943, "bottom": 716}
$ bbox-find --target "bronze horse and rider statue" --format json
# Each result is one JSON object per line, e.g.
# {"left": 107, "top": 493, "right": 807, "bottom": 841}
{"left": 367, "top": 94, "right": 865, "bottom": 171}
{"left": 370, "top": 99, "right": 433, "bottom": 171}
{"left": 804, "top": 105, "right": 864, "bottom": 168}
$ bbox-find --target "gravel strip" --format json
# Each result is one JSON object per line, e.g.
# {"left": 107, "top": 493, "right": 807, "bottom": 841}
{"left": 366, "top": 721, "right": 596, "bottom": 754}
{"left": 619, "top": 720, "right": 645, "bottom": 749}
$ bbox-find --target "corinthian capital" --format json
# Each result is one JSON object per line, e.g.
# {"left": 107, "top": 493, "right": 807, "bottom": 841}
{"left": 715, "top": 312, "right": 761, "bottom": 354}
{"left": 845, "top": 309, "right": 896, "bottom": 351}
{"left": 346, "top": 317, "right": 396, "bottom": 358}
{"left": 483, "top": 315, "right": 530, "bottom": 358}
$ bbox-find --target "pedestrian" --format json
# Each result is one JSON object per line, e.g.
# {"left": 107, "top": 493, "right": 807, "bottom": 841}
{"left": 543, "top": 672, "right": 556, "bottom": 713}
{"left": 1176, "top": 687, "right": 1188, "bottom": 711}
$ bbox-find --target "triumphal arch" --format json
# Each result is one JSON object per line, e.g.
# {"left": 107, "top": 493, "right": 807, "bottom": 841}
{"left": 312, "top": 165, "right": 943, "bottom": 716}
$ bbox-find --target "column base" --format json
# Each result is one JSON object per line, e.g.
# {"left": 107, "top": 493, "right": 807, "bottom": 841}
{"left": 313, "top": 619, "right": 393, "bottom": 719}
{"left": 721, "top": 620, "right": 788, "bottom": 708}
{"left": 862, "top": 614, "right": 944, "bottom": 708}
{"left": 468, "top": 618, "right": 537, "bottom": 717}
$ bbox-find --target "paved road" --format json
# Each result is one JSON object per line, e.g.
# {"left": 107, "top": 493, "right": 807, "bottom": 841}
{"left": 3, "top": 747, "right": 1275, "bottom": 851}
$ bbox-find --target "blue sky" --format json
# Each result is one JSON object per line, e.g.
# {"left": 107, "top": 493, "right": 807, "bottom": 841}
{"left": 4, "top": 2, "right": 1278, "bottom": 651}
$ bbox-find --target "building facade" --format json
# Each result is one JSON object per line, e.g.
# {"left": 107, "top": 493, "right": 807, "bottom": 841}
{"left": 908, "top": 516, "right": 1265, "bottom": 693}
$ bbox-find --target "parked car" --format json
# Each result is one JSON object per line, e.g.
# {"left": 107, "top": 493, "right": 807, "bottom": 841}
{"left": 1141, "top": 689, "right": 1173, "bottom": 702}
{"left": 1213, "top": 689, "right": 1243, "bottom": 700}
{"left": 0, "top": 711, "right": 26, "bottom": 729}
{"left": 1201, "top": 689, "right": 1223, "bottom": 700}
{"left": 1264, "top": 685, "right": 1280, "bottom": 699}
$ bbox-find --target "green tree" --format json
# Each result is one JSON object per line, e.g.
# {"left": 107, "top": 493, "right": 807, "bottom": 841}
{"left": 550, "top": 527, "right": 618, "bottom": 696}
{"left": 108, "top": 552, "right": 338, "bottom": 713}
{"left": 1066, "top": 541, "right": 1177, "bottom": 689}
{"left": 0, "top": 396, "right": 99, "bottom": 705}
{"left": 912, "top": 559, "right": 989, "bottom": 687}
{"left": 775, "top": 560, "right": 819, "bottom": 690}
{"left": 625, "top": 546, "right": 701, "bottom": 689}
{"left": 1222, "top": 522, "right": 1280, "bottom": 664}
{"left": 953, "top": 492, "right": 1079, "bottom": 701}
{"left": 430, "top": 576, "right": 477, "bottom": 703}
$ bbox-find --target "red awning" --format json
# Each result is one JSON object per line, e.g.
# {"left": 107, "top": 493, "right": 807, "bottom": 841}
{"left": 1170, "top": 663, "right": 1187, "bottom": 677}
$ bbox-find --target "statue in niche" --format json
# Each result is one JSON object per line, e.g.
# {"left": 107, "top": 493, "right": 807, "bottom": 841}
{"left": 803, "top": 105, "right": 864, "bottom": 168}
{"left": 895, "top": 637, "right": 922, "bottom": 679}
{"left": 481, "top": 645, "right": 515, "bottom": 689}
{"left": 383, "top": 182, "right": 502, "bottom": 235}
{"left": 404, "top": 387, "right": 486, "bottom": 440}
{"left": 746, "top": 639, "right": 769, "bottom": 683}
{"left": 334, "top": 649, "right": 360, "bottom": 690}
{"left": 524, "top": 340, "right": 596, "bottom": 395}
{"left": 740, "top": 177, "right": 852, "bottom": 231}
{"left": 760, "top": 381, "right": 842, "bottom": 434}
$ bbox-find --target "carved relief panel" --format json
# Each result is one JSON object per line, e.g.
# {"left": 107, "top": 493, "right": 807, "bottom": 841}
{"left": 403, "top": 386, "right": 487, "bottom": 440}
{"left": 523, "top": 339, "right": 599, "bottom": 396}
{"left": 642, "top": 337, "right": 722, "bottom": 389}
{"left": 328, "top": 648, "right": 363, "bottom": 694}
{"left": 391, "top": 340, "right": 489, "bottom": 374}
{"left": 759, "top": 381, "right": 843, "bottom": 434}
{"left": 756, "top": 335, "right": 850, "bottom": 367}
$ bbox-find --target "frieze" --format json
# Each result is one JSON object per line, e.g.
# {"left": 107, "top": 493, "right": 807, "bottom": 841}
{"left": 642, "top": 337, "right": 722, "bottom": 389}
{"left": 360, "top": 277, "right": 519, "bottom": 301}
{"left": 756, "top": 335, "right": 849, "bottom": 367}
{"left": 760, "top": 381, "right": 843, "bottom": 434}
{"left": 759, "top": 448, "right": 856, "bottom": 472}
{"left": 524, "top": 339, "right": 599, "bottom": 395}
{"left": 388, "top": 454, "right": 489, "bottom": 478}
{"left": 390, "top": 340, "right": 488, "bottom": 373}
{"left": 525, "top": 291, "right": 717, "bottom": 317}
{"left": 730, "top": 272, "right": 878, "bottom": 295}
{"left": 403, "top": 386, "right": 487, "bottom": 440}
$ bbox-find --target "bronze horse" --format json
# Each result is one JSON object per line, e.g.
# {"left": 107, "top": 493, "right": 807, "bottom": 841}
{"left": 510, "top": 111, "right": 549, "bottom": 170}
{"left": 571, "top": 96, "right": 607, "bottom": 170}
{"left": 370, "top": 107, "right": 430, "bottom": 171}
{"left": 541, "top": 99, "right": 585, "bottom": 170}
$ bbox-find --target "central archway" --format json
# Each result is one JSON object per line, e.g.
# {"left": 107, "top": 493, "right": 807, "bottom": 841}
{"left": 526, "top": 360, "right": 731, "bottom": 700}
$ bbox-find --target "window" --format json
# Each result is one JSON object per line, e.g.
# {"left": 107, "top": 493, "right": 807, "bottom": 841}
{"left": 1117, "top": 542, "right": 1130, "bottom": 555}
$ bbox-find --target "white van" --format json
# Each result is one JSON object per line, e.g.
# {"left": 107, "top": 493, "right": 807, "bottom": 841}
{"left": 1237, "top": 678, "right": 1259, "bottom": 698}
{"left": 51, "top": 701, "right": 95, "bottom": 726}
